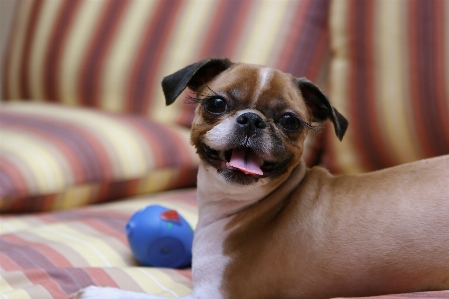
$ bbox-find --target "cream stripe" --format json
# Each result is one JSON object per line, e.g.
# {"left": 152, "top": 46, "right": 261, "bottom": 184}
{"left": 1, "top": 131, "right": 67, "bottom": 194}
{"left": 329, "top": 0, "right": 363, "bottom": 173}
{"left": 0, "top": 272, "right": 32, "bottom": 299}
{"left": 0, "top": 217, "right": 44, "bottom": 235}
{"left": 0, "top": 276, "right": 14, "bottom": 294}
{"left": 138, "top": 268, "right": 181, "bottom": 297}
{"left": 152, "top": 0, "right": 216, "bottom": 124}
{"left": 39, "top": 225, "right": 117, "bottom": 267}
{"left": 59, "top": 0, "right": 106, "bottom": 105}
{"left": 376, "top": 0, "right": 420, "bottom": 164}
{"left": 52, "top": 183, "right": 97, "bottom": 211}
{"left": 28, "top": 0, "right": 63, "bottom": 100}
{"left": 238, "top": 0, "right": 290, "bottom": 65}
{"left": 4, "top": 0, "right": 33, "bottom": 99}
{"left": 0, "top": 290, "right": 31, "bottom": 299}
{"left": 268, "top": 0, "right": 304, "bottom": 67}
{"left": 101, "top": 0, "right": 157, "bottom": 112}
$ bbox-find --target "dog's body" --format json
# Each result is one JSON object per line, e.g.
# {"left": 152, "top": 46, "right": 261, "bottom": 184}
{"left": 73, "top": 59, "right": 449, "bottom": 299}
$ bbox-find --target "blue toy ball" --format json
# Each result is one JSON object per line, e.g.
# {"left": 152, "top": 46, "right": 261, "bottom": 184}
{"left": 126, "top": 205, "right": 194, "bottom": 268}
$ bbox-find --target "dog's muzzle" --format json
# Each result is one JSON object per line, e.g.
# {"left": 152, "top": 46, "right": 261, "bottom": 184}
{"left": 200, "top": 112, "right": 292, "bottom": 185}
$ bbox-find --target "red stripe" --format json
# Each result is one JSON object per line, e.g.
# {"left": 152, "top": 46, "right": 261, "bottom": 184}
{"left": 347, "top": 0, "right": 394, "bottom": 171}
{"left": 276, "top": 0, "right": 312, "bottom": 72}
{"left": 81, "top": 219, "right": 128, "bottom": 246}
{"left": 43, "top": 0, "right": 82, "bottom": 102}
{"left": 18, "top": 0, "right": 44, "bottom": 100}
{"left": 415, "top": 0, "right": 449, "bottom": 156}
{"left": 433, "top": 0, "right": 449, "bottom": 145}
{"left": 25, "top": 268, "right": 96, "bottom": 296}
{"left": 0, "top": 236, "right": 65, "bottom": 270}
{"left": 175, "top": 269, "right": 193, "bottom": 281}
{"left": 0, "top": 253, "right": 22, "bottom": 271}
{"left": 304, "top": 28, "right": 329, "bottom": 81}
{"left": 0, "top": 158, "right": 28, "bottom": 200}
{"left": 198, "top": 0, "right": 254, "bottom": 59}
{"left": 84, "top": 268, "right": 120, "bottom": 288}
{"left": 288, "top": 0, "right": 330, "bottom": 80}
{"left": 2, "top": 2, "right": 24, "bottom": 100}
{"left": 79, "top": 0, "right": 129, "bottom": 107}
{"left": 127, "top": 0, "right": 184, "bottom": 114}
{"left": 197, "top": 0, "right": 228, "bottom": 58}
{"left": 2, "top": 234, "right": 73, "bottom": 268}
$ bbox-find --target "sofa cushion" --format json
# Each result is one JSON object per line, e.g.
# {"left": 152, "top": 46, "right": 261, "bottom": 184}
{"left": 0, "top": 102, "right": 198, "bottom": 213}
{"left": 324, "top": 0, "right": 449, "bottom": 173}
{"left": 2, "top": 0, "right": 331, "bottom": 128}
{"left": 0, "top": 189, "right": 197, "bottom": 298}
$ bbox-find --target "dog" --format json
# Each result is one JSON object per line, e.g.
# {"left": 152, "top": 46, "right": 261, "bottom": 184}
{"left": 73, "top": 58, "right": 449, "bottom": 299}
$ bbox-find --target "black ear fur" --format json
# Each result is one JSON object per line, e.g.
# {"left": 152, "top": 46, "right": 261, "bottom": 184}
{"left": 162, "top": 58, "right": 233, "bottom": 106}
{"left": 295, "top": 77, "right": 348, "bottom": 141}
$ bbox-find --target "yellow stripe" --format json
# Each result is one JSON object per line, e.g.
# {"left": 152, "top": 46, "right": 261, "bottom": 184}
{"left": 52, "top": 183, "right": 98, "bottom": 211}
{"left": 1, "top": 131, "right": 68, "bottom": 195}
{"left": 329, "top": 0, "right": 364, "bottom": 173}
{"left": 375, "top": 0, "right": 422, "bottom": 165}
{"left": 0, "top": 274, "right": 14, "bottom": 293}
{"left": 35, "top": 224, "right": 127, "bottom": 267}
{"left": 0, "top": 215, "right": 44, "bottom": 236}
{"left": 238, "top": 0, "right": 290, "bottom": 65}
{"left": 60, "top": 0, "right": 106, "bottom": 105}
{"left": 0, "top": 273, "right": 33, "bottom": 299}
{"left": 267, "top": 0, "right": 305, "bottom": 67}
{"left": 118, "top": 268, "right": 191, "bottom": 297}
{"left": 0, "top": 290, "right": 33, "bottom": 299}
{"left": 100, "top": 0, "right": 157, "bottom": 112}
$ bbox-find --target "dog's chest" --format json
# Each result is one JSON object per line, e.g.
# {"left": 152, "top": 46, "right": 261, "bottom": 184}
{"left": 190, "top": 218, "right": 231, "bottom": 299}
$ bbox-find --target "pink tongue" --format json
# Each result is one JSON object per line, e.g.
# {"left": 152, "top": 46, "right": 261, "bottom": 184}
{"left": 229, "top": 148, "right": 263, "bottom": 175}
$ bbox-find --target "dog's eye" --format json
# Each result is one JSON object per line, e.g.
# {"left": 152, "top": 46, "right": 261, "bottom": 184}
{"left": 278, "top": 113, "right": 301, "bottom": 131}
{"left": 204, "top": 97, "right": 228, "bottom": 115}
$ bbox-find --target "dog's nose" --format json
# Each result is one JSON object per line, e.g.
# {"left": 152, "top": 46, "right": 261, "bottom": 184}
{"left": 236, "top": 112, "right": 266, "bottom": 135}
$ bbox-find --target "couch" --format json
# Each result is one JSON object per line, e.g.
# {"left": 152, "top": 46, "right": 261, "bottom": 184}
{"left": 1, "top": 0, "right": 448, "bottom": 298}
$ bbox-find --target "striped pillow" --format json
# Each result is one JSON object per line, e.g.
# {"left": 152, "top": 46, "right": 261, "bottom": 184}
{"left": 0, "top": 102, "right": 199, "bottom": 213}
{"left": 2, "top": 0, "right": 330, "bottom": 127}
{"left": 324, "top": 0, "right": 449, "bottom": 173}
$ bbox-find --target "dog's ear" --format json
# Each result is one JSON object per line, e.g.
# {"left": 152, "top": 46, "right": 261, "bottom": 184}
{"left": 295, "top": 77, "right": 348, "bottom": 141}
{"left": 162, "top": 58, "right": 233, "bottom": 106}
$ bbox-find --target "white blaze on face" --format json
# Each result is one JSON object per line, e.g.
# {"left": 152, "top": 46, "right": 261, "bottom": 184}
{"left": 254, "top": 66, "right": 275, "bottom": 103}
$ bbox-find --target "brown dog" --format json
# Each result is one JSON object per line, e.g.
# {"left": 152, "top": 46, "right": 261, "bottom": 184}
{"left": 74, "top": 58, "right": 449, "bottom": 299}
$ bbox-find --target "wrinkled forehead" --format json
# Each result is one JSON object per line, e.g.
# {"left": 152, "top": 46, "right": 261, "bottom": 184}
{"left": 206, "top": 63, "right": 308, "bottom": 113}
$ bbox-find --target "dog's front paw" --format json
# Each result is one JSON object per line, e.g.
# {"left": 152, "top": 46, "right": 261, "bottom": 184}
{"left": 70, "top": 286, "right": 118, "bottom": 299}
{"left": 70, "top": 286, "right": 160, "bottom": 299}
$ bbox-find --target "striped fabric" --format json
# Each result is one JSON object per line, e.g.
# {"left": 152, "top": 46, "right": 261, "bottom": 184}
{"left": 2, "top": 0, "right": 331, "bottom": 127}
{"left": 0, "top": 190, "right": 197, "bottom": 299}
{"left": 0, "top": 102, "right": 199, "bottom": 213}
{"left": 324, "top": 0, "right": 449, "bottom": 173}
{"left": 1, "top": 189, "right": 448, "bottom": 299}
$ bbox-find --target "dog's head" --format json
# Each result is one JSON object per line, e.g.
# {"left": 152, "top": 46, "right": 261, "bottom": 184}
{"left": 162, "top": 58, "right": 347, "bottom": 190}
